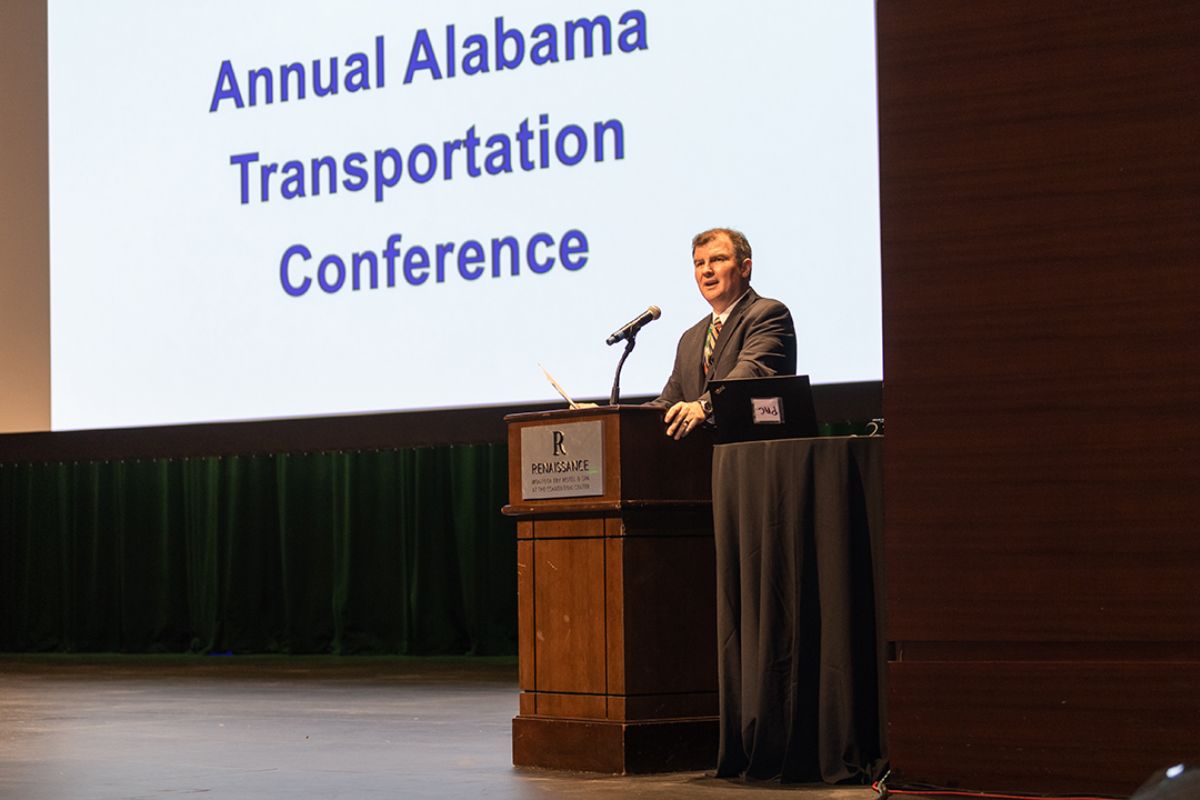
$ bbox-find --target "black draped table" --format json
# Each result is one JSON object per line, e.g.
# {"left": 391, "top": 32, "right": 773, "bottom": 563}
{"left": 711, "top": 436, "right": 886, "bottom": 783}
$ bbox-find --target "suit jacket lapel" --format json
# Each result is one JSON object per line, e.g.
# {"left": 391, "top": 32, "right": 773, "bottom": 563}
{"left": 687, "top": 315, "right": 710, "bottom": 400}
{"left": 707, "top": 288, "right": 759, "bottom": 383}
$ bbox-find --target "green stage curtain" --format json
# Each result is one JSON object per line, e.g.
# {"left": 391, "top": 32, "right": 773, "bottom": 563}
{"left": 0, "top": 445, "right": 516, "bottom": 655}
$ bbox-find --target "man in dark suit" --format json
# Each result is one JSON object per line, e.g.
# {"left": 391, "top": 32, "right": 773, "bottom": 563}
{"left": 653, "top": 227, "right": 797, "bottom": 439}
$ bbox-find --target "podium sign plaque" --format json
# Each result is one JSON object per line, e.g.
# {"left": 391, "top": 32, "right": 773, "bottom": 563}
{"left": 519, "top": 420, "right": 605, "bottom": 499}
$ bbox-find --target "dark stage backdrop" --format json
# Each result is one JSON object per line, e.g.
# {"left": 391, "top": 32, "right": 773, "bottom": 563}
{"left": 0, "top": 445, "right": 515, "bottom": 656}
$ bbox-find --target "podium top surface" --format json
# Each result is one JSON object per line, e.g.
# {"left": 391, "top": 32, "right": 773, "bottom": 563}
{"left": 504, "top": 405, "right": 664, "bottom": 424}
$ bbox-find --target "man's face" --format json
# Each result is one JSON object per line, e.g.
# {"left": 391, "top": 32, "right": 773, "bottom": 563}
{"left": 693, "top": 233, "right": 751, "bottom": 314}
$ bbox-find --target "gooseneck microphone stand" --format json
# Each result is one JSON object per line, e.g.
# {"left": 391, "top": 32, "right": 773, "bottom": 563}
{"left": 608, "top": 333, "right": 638, "bottom": 406}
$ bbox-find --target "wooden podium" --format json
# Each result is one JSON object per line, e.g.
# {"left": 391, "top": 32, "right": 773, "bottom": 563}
{"left": 502, "top": 406, "right": 719, "bottom": 773}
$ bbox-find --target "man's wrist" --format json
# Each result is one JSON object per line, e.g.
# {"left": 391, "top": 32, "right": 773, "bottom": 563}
{"left": 699, "top": 397, "right": 713, "bottom": 418}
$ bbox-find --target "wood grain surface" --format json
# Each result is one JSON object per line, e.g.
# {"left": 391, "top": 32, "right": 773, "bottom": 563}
{"left": 878, "top": 0, "right": 1200, "bottom": 793}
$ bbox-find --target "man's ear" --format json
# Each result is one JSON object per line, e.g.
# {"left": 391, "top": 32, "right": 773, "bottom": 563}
{"left": 740, "top": 258, "right": 753, "bottom": 278}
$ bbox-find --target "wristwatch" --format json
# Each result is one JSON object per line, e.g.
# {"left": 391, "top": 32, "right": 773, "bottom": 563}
{"left": 699, "top": 397, "right": 713, "bottom": 418}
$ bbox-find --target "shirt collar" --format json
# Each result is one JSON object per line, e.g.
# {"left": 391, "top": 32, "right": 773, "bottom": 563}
{"left": 713, "top": 289, "right": 751, "bottom": 326}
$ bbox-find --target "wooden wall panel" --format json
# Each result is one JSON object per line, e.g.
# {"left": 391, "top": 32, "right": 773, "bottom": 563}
{"left": 889, "top": 662, "right": 1200, "bottom": 794}
{"left": 0, "top": 0, "right": 50, "bottom": 434}
{"left": 881, "top": 0, "right": 1200, "bottom": 641}
{"left": 878, "top": 0, "right": 1200, "bottom": 793}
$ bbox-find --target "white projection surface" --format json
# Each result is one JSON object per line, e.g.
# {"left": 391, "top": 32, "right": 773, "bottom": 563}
{"left": 48, "top": 1, "right": 881, "bottom": 430}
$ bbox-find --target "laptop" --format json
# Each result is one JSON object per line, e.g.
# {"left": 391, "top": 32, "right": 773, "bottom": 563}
{"left": 708, "top": 375, "right": 819, "bottom": 444}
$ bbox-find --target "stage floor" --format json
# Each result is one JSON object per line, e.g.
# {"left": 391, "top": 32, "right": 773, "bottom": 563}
{"left": 0, "top": 655, "right": 873, "bottom": 800}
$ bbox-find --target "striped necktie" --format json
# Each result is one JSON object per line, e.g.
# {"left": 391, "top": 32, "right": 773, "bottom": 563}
{"left": 703, "top": 318, "right": 723, "bottom": 375}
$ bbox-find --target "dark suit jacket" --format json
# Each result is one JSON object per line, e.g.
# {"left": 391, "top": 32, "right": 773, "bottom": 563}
{"left": 651, "top": 288, "right": 797, "bottom": 408}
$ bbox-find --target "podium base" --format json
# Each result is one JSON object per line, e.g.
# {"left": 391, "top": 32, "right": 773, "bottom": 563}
{"left": 512, "top": 715, "right": 719, "bottom": 774}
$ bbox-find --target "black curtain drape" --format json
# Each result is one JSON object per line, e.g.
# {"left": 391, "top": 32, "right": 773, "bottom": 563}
{"left": 0, "top": 445, "right": 516, "bottom": 655}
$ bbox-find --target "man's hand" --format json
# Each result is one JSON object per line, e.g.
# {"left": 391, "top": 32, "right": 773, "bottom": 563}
{"left": 664, "top": 400, "right": 707, "bottom": 440}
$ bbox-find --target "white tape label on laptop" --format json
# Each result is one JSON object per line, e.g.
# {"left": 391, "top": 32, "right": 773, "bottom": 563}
{"left": 751, "top": 397, "right": 784, "bottom": 425}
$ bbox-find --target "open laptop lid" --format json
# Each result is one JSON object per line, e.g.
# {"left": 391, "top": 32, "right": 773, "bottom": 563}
{"left": 708, "top": 375, "right": 818, "bottom": 444}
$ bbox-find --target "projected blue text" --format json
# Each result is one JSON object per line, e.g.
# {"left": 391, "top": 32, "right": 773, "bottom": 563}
{"left": 207, "top": 10, "right": 646, "bottom": 297}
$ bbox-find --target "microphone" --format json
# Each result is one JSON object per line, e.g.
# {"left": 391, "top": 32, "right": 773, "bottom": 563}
{"left": 606, "top": 306, "right": 661, "bottom": 346}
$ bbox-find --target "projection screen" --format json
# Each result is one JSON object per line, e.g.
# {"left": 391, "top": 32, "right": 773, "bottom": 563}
{"left": 47, "top": 1, "right": 881, "bottom": 430}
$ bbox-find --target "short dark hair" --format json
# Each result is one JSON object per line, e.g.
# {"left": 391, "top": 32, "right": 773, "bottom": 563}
{"left": 692, "top": 227, "right": 752, "bottom": 265}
